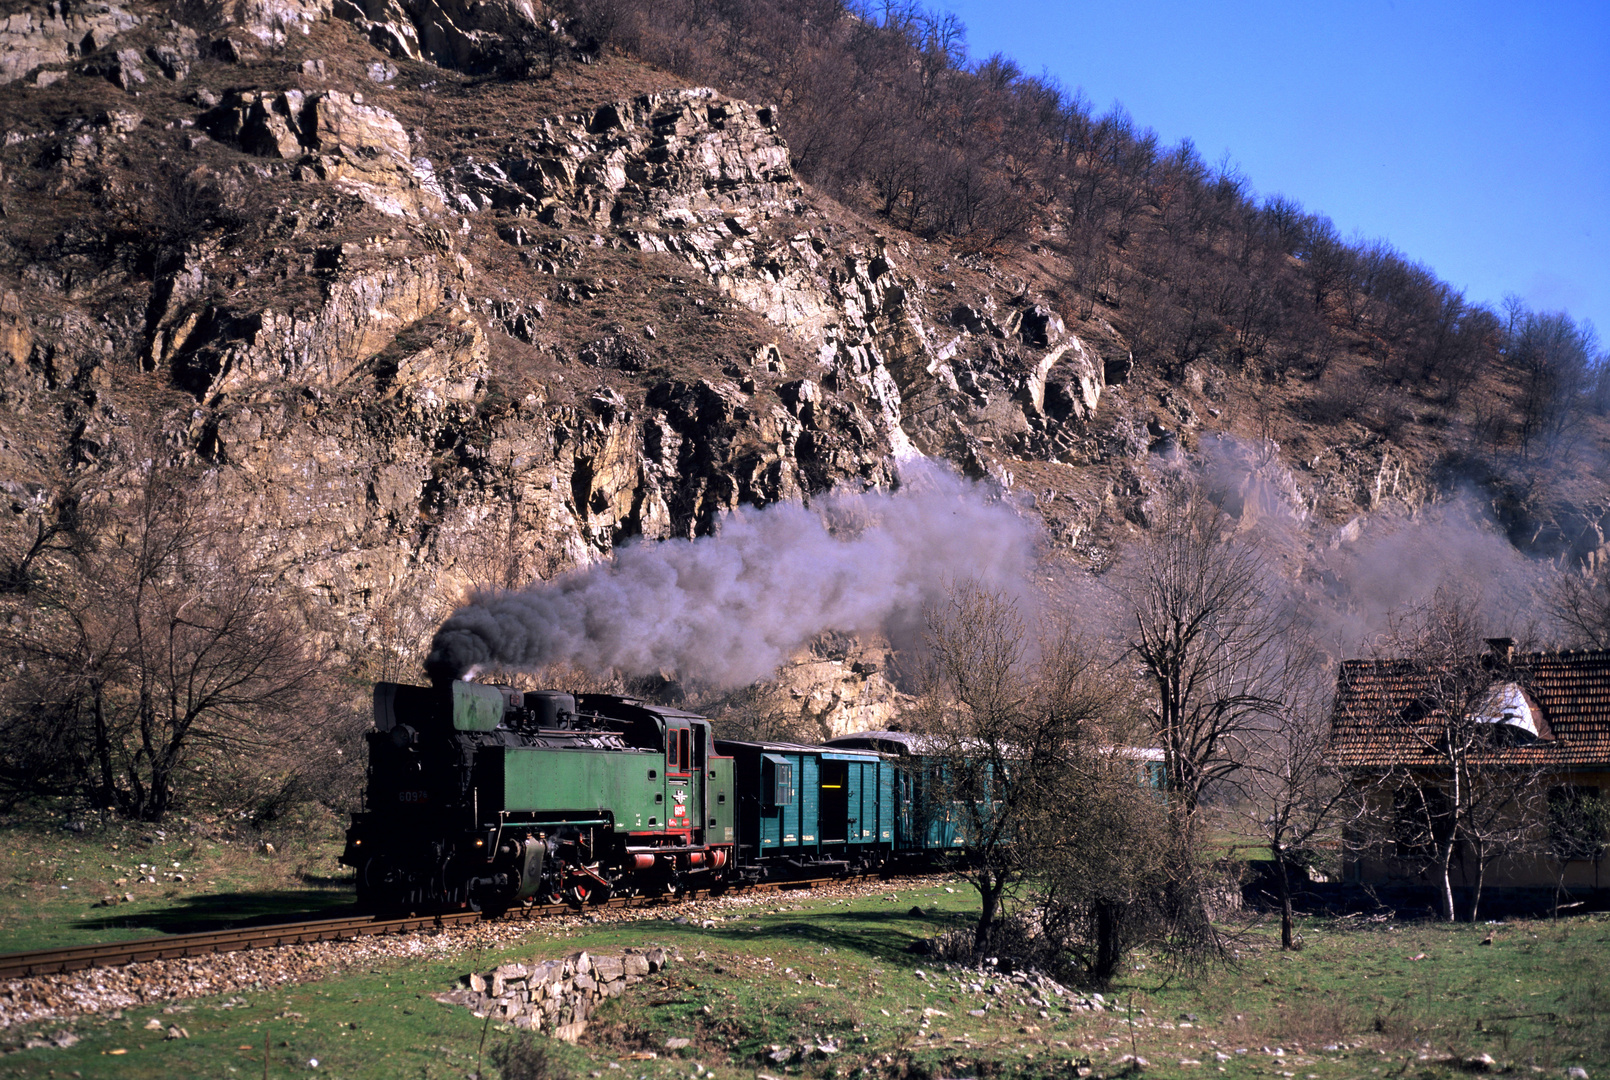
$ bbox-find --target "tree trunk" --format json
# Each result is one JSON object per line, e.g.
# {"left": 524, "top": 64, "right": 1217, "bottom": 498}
{"left": 129, "top": 686, "right": 156, "bottom": 819}
{"left": 1441, "top": 756, "right": 1463, "bottom": 922}
{"left": 145, "top": 772, "right": 168, "bottom": 821}
{"left": 124, "top": 748, "right": 147, "bottom": 820}
{"left": 1276, "top": 849, "right": 1295, "bottom": 950}
{"left": 973, "top": 874, "right": 1000, "bottom": 954}
{"left": 1092, "top": 899, "right": 1121, "bottom": 982}
{"left": 1470, "top": 851, "right": 1486, "bottom": 923}
{"left": 91, "top": 681, "right": 117, "bottom": 811}
{"left": 145, "top": 743, "right": 175, "bottom": 822}
{"left": 1436, "top": 839, "right": 1457, "bottom": 922}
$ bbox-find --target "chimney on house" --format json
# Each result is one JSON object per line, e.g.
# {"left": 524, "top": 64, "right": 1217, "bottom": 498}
{"left": 1485, "top": 637, "right": 1516, "bottom": 664}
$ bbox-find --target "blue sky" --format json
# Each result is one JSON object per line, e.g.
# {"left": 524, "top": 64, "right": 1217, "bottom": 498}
{"left": 934, "top": 0, "right": 1609, "bottom": 341}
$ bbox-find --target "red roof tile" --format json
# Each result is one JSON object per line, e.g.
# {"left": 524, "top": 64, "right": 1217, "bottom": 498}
{"left": 1329, "top": 648, "right": 1610, "bottom": 769}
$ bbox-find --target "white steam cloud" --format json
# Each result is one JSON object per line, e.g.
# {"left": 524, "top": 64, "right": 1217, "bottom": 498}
{"left": 425, "top": 465, "right": 1035, "bottom": 687}
{"left": 1187, "top": 436, "right": 1553, "bottom": 654}
{"left": 1300, "top": 494, "right": 1554, "bottom": 653}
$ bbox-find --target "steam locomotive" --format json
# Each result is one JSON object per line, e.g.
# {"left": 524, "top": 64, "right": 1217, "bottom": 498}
{"left": 340, "top": 680, "right": 963, "bottom": 912}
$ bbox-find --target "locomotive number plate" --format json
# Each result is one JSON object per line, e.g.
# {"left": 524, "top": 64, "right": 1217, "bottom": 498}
{"left": 397, "top": 791, "right": 428, "bottom": 804}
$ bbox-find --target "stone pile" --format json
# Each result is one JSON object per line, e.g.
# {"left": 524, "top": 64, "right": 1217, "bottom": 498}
{"left": 437, "top": 948, "right": 673, "bottom": 1043}
{"left": 926, "top": 961, "right": 1122, "bottom": 1018}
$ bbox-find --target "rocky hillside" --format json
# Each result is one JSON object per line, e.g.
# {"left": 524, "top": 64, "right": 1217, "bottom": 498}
{"left": 1, "top": 0, "right": 1606, "bottom": 735}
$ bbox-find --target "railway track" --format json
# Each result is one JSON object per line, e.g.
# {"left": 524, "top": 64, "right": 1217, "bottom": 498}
{"left": 0, "top": 876, "right": 845, "bottom": 981}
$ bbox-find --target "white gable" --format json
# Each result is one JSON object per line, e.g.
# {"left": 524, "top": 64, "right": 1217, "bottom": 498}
{"left": 1474, "top": 683, "right": 1541, "bottom": 739}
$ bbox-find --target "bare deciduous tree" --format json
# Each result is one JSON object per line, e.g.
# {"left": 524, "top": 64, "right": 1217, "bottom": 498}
{"left": 912, "top": 582, "right": 1198, "bottom": 982}
{"left": 914, "top": 580, "right": 1036, "bottom": 951}
{"left": 914, "top": 580, "right": 1124, "bottom": 953}
{"left": 0, "top": 457, "right": 334, "bottom": 822}
{"left": 1549, "top": 563, "right": 1610, "bottom": 650}
{"left": 1457, "top": 754, "right": 1549, "bottom": 922}
{"left": 1119, "top": 486, "right": 1286, "bottom": 835}
{"left": 1546, "top": 785, "right": 1610, "bottom": 914}
{"left": 700, "top": 679, "right": 837, "bottom": 745}
{"left": 1034, "top": 740, "right": 1173, "bottom": 982}
{"left": 1367, "top": 592, "right": 1549, "bottom": 921}
{"left": 1240, "top": 644, "right": 1364, "bottom": 949}
{"left": 1510, "top": 310, "right": 1600, "bottom": 459}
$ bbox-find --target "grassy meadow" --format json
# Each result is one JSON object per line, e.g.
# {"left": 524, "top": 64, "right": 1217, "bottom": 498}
{"left": 0, "top": 805, "right": 355, "bottom": 953}
{"left": 0, "top": 849, "right": 1604, "bottom": 1080}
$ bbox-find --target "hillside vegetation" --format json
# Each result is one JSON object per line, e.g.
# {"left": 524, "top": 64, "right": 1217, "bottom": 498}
{"left": 565, "top": 1, "right": 1607, "bottom": 444}
{"left": 0, "top": 0, "right": 1606, "bottom": 828}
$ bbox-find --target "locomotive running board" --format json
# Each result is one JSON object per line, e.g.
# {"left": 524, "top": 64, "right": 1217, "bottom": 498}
{"left": 623, "top": 844, "right": 729, "bottom": 854}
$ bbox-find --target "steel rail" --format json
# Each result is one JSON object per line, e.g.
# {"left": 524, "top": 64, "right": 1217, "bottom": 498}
{"left": 0, "top": 874, "right": 859, "bottom": 981}
{"left": 0, "top": 912, "right": 479, "bottom": 979}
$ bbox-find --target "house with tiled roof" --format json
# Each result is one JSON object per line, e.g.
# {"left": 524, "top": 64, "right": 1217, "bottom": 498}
{"left": 1329, "top": 639, "right": 1610, "bottom": 908}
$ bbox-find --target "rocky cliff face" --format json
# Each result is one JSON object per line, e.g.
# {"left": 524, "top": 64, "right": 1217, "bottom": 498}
{"left": 0, "top": 0, "right": 1599, "bottom": 733}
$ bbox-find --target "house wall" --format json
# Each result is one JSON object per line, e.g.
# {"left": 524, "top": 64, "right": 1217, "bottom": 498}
{"left": 1344, "top": 768, "right": 1610, "bottom": 896}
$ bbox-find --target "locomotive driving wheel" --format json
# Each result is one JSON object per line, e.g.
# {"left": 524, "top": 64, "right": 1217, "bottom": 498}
{"left": 567, "top": 864, "right": 610, "bottom": 905}
{"left": 356, "top": 857, "right": 391, "bottom": 908}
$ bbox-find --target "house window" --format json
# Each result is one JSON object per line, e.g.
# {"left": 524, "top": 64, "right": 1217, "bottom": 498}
{"left": 1142, "top": 761, "right": 1167, "bottom": 790}
{"left": 1548, "top": 786, "right": 1607, "bottom": 861}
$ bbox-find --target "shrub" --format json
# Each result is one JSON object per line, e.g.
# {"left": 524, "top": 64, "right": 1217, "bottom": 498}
{"left": 490, "top": 1033, "right": 570, "bottom": 1080}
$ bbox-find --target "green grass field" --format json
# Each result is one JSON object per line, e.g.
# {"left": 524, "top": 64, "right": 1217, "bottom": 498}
{"left": 1, "top": 860, "right": 1605, "bottom": 1080}
{"left": 0, "top": 807, "right": 355, "bottom": 953}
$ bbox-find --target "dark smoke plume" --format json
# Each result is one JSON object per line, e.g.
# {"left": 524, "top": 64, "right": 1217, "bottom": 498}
{"left": 425, "top": 465, "right": 1034, "bottom": 686}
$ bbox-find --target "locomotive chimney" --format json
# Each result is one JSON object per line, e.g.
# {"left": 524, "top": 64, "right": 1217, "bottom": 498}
{"left": 424, "top": 654, "right": 479, "bottom": 689}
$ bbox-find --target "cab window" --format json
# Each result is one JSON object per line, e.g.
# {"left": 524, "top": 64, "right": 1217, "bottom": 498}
{"left": 667, "top": 727, "right": 690, "bottom": 774}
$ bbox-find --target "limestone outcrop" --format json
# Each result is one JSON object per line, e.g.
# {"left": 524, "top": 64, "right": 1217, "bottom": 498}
{"left": 183, "top": 0, "right": 331, "bottom": 44}
{"left": 437, "top": 86, "right": 1107, "bottom": 477}
{"left": 203, "top": 89, "right": 439, "bottom": 217}
{"left": 334, "top": 0, "right": 557, "bottom": 69}
{"left": 157, "top": 250, "right": 458, "bottom": 397}
{"left": 0, "top": 3, "right": 141, "bottom": 85}
{"left": 447, "top": 89, "right": 792, "bottom": 224}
